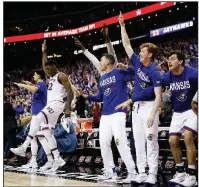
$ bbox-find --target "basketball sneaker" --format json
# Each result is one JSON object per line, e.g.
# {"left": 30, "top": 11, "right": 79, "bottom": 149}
{"left": 39, "top": 161, "right": 54, "bottom": 172}
{"left": 10, "top": 146, "right": 26, "bottom": 157}
{"left": 169, "top": 172, "right": 186, "bottom": 185}
{"left": 21, "top": 159, "right": 38, "bottom": 169}
{"left": 122, "top": 171, "right": 137, "bottom": 183}
{"left": 46, "top": 157, "right": 65, "bottom": 172}
{"left": 179, "top": 174, "right": 197, "bottom": 187}
{"left": 131, "top": 173, "right": 148, "bottom": 184}
{"left": 98, "top": 168, "right": 118, "bottom": 180}
{"left": 145, "top": 173, "right": 157, "bottom": 185}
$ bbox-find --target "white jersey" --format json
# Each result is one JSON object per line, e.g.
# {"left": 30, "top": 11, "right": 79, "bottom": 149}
{"left": 47, "top": 73, "right": 66, "bottom": 103}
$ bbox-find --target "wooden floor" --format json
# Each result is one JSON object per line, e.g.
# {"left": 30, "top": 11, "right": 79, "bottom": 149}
{"left": 4, "top": 172, "right": 107, "bottom": 186}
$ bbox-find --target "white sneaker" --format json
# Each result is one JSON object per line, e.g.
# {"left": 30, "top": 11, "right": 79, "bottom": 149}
{"left": 21, "top": 160, "right": 38, "bottom": 169}
{"left": 122, "top": 171, "right": 137, "bottom": 183}
{"left": 46, "top": 157, "right": 65, "bottom": 172}
{"left": 169, "top": 172, "right": 186, "bottom": 185}
{"left": 98, "top": 168, "right": 118, "bottom": 180}
{"left": 180, "top": 174, "right": 197, "bottom": 187}
{"left": 10, "top": 146, "right": 26, "bottom": 157}
{"left": 131, "top": 173, "right": 147, "bottom": 184}
{"left": 39, "top": 161, "right": 54, "bottom": 172}
{"left": 145, "top": 173, "right": 157, "bottom": 185}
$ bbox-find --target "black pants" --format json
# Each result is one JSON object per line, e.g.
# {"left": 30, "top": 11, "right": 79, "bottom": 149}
{"left": 4, "top": 128, "right": 17, "bottom": 158}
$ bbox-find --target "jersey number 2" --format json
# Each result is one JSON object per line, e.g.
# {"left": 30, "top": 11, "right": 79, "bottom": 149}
{"left": 48, "top": 83, "right": 53, "bottom": 90}
{"left": 47, "top": 107, "right": 54, "bottom": 114}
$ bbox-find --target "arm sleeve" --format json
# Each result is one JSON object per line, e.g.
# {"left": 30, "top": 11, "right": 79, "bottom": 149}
{"left": 88, "top": 86, "right": 103, "bottom": 102}
{"left": 132, "top": 87, "right": 154, "bottom": 102}
{"left": 152, "top": 70, "right": 163, "bottom": 87}
{"left": 130, "top": 53, "right": 141, "bottom": 67}
{"left": 106, "top": 42, "right": 119, "bottom": 64}
{"left": 83, "top": 49, "right": 102, "bottom": 75}
{"left": 118, "top": 66, "right": 135, "bottom": 82}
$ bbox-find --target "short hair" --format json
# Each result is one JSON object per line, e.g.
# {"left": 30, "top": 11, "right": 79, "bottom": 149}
{"left": 101, "top": 53, "right": 115, "bottom": 64}
{"left": 35, "top": 69, "right": 46, "bottom": 80}
{"left": 140, "top": 43, "right": 158, "bottom": 60}
{"left": 167, "top": 51, "right": 185, "bottom": 65}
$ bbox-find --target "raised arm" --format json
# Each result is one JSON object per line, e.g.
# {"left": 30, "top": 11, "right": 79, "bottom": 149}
{"left": 119, "top": 12, "right": 134, "bottom": 58}
{"left": 41, "top": 40, "right": 49, "bottom": 76}
{"left": 101, "top": 23, "right": 119, "bottom": 64}
{"left": 74, "top": 37, "right": 102, "bottom": 75}
{"left": 58, "top": 73, "right": 73, "bottom": 116}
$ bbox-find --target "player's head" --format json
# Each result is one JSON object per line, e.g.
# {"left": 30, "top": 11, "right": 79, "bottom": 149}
{"left": 139, "top": 43, "right": 158, "bottom": 63}
{"left": 100, "top": 53, "right": 115, "bottom": 71}
{"left": 33, "top": 69, "right": 45, "bottom": 82}
{"left": 167, "top": 51, "right": 185, "bottom": 71}
{"left": 45, "top": 60, "right": 58, "bottom": 76}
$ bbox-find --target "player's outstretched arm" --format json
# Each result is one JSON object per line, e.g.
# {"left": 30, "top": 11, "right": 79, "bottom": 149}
{"left": 101, "top": 23, "right": 119, "bottom": 64}
{"left": 41, "top": 39, "right": 50, "bottom": 76}
{"left": 59, "top": 73, "right": 73, "bottom": 117}
{"left": 119, "top": 12, "right": 134, "bottom": 58}
{"left": 14, "top": 82, "right": 38, "bottom": 93}
{"left": 74, "top": 37, "right": 102, "bottom": 75}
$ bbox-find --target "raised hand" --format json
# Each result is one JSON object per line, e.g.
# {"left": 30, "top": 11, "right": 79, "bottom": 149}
{"left": 42, "top": 39, "right": 47, "bottom": 53}
{"left": 74, "top": 37, "right": 86, "bottom": 51}
{"left": 118, "top": 11, "right": 125, "bottom": 27}
{"left": 101, "top": 23, "right": 110, "bottom": 41}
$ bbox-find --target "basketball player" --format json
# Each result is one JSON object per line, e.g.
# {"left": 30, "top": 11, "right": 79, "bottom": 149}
{"left": 13, "top": 70, "right": 54, "bottom": 170}
{"left": 82, "top": 53, "right": 138, "bottom": 182}
{"left": 115, "top": 12, "right": 162, "bottom": 185}
{"left": 162, "top": 52, "right": 197, "bottom": 187}
{"left": 11, "top": 40, "right": 73, "bottom": 172}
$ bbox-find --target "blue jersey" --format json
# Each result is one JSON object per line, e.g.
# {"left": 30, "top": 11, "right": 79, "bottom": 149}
{"left": 130, "top": 53, "right": 162, "bottom": 101}
{"left": 162, "top": 65, "right": 198, "bottom": 113}
{"left": 32, "top": 81, "right": 47, "bottom": 115}
{"left": 88, "top": 67, "right": 135, "bottom": 115}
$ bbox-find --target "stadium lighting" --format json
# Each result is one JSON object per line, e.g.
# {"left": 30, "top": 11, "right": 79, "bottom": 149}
{"left": 24, "top": 42, "right": 26, "bottom": 44}
{"left": 107, "top": 11, "right": 109, "bottom": 13}
{"left": 14, "top": 43, "right": 15, "bottom": 45}
{"left": 141, "top": 18, "right": 144, "bottom": 21}
{"left": 169, "top": 10, "right": 171, "bottom": 12}
{"left": 129, "top": 22, "right": 131, "bottom": 24}
{"left": 53, "top": 38, "right": 55, "bottom": 40}
{"left": 8, "top": 43, "right": 10, "bottom": 46}
{"left": 148, "top": 16, "right": 150, "bottom": 19}
{"left": 95, "top": 31, "right": 97, "bottom": 34}
{"left": 79, "top": 36, "right": 81, "bottom": 38}
{"left": 89, "top": 33, "right": 91, "bottom": 35}
{"left": 185, "top": 5, "right": 187, "bottom": 8}
{"left": 155, "top": 14, "right": 158, "bottom": 17}
{"left": 177, "top": 7, "right": 179, "bottom": 10}
{"left": 64, "top": 37, "right": 66, "bottom": 39}
{"left": 193, "top": 17, "right": 195, "bottom": 20}
{"left": 117, "top": 25, "right": 119, "bottom": 27}
{"left": 113, "top": 9, "right": 114, "bottom": 11}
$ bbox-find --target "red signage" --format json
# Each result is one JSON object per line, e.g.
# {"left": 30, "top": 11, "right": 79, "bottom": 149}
{"left": 4, "top": 2, "right": 175, "bottom": 43}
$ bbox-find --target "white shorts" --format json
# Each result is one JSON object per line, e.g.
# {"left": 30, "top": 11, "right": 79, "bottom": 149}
{"left": 40, "top": 101, "right": 65, "bottom": 129}
{"left": 169, "top": 109, "right": 197, "bottom": 136}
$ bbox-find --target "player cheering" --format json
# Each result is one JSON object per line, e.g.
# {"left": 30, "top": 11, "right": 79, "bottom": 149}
{"left": 11, "top": 40, "right": 73, "bottom": 172}
{"left": 115, "top": 12, "right": 162, "bottom": 185}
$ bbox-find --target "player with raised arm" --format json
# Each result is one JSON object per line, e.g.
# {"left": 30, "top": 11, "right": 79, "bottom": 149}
{"left": 115, "top": 12, "right": 162, "bottom": 185}
{"left": 11, "top": 40, "right": 73, "bottom": 172}
{"left": 74, "top": 23, "right": 118, "bottom": 75}
{"left": 82, "top": 53, "right": 137, "bottom": 183}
